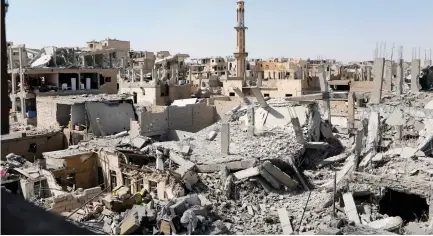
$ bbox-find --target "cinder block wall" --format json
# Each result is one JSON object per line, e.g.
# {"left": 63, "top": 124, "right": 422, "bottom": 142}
{"left": 50, "top": 187, "right": 102, "bottom": 214}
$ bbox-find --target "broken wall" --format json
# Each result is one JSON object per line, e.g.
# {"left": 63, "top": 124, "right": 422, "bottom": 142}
{"left": 47, "top": 153, "right": 98, "bottom": 190}
{"left": 98, "top": 150, "right": 123, "bottom": 190}
{"left": 71, "top": 104, "right": 86, "bottom": 126}
{"left": 118, "top": 86, "right": 167, "bottom": 106}
{"left": 50, "top": 187, "right": 102, "bottom": 214}
{"left": 169, "top": 84, "right": 192, "bottom": 103}
{"left": 86, "top": 101, "right": 135, "bottom": 136}
{"left": 212, "top": 97, "right": 243, "bottom": 120}
{"left": 137, "top": 103, "right": 216, "bottom": 137}
{"left": 1, "top": 131, "right": 65, "bottom": 161}
{"left": 36, "top": 97, "right": 61, "bottom": 129}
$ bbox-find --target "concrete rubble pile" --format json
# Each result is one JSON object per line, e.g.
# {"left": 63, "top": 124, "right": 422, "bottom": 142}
{"left": 4, "top": 90, "right": 433, "bottom": 235}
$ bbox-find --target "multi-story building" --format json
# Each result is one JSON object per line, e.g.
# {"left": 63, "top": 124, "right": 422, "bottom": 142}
{"left": 7, "top": 43, "right": 118, "bottom": 126}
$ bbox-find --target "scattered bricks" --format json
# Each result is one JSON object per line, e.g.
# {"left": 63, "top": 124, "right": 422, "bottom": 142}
{"left": 262, "top": 161, "right": 298, "bottom": 189}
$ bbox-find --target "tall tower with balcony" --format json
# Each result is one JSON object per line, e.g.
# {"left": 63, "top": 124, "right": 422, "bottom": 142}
{"left": 234, "top": 0, "right": 248, "bottom": 80}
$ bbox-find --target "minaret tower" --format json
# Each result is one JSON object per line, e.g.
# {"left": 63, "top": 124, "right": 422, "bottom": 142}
{"left": 234, "top": 0, "right": 248, "bottom": 79}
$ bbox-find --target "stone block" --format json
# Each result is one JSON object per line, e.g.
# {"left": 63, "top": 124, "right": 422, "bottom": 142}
{"left": 132, "top": 137, "right": 147, "bottom": 149}
{"left": 233, "top": 167, "right": 260, "bottom": 180}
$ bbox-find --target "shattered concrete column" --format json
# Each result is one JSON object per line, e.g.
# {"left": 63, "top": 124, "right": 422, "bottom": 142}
{"left": 347, "top": 92, "right": 355, "bottom": 132}
{"left": 291, "top": 117, "right": 305, "bottom": 144}
{"left": 140, "top": 68, "right": 144, "bottom": 86}
{"left": 396, "top": 59, "right": 404, "bottom": 140}
{"left": 383, "top": 62, "right": 392, "bottom": 91}
{"left": 18, "top": 47, "right": 25, "bottom": 120}
{"left": 370, "top": 58, "right": 385, "bottom": 104}
{"left": 319, "top": 66, "right": 332, "bottom": 123}
{"left": 247, "top": 105, "right": 255, "bottom": 136}
{"left": 396, "top": 59, "right": 404, "bottom": 95}
{"left": 353, "top": 128, "right": 363, "bottom": 171}
{"left": 366, "top": 67, "right": 372, "bottom": 81}
{"left": 221, "top": 123, "right": 230, "bottom": 154}
{"left": 257, "top": 71, "right": 263, "bottom": 87}
{"left": 306, "top": 103, "right": 321, "bottom": 142}
{"left": 411, "top": 59, "right": 421, "bottom": 92}
{"left": 9, "top": 47, "right": 13, "bottom": 70}
{"left": 251, "top": 87, "right": 268, "bottom": 108}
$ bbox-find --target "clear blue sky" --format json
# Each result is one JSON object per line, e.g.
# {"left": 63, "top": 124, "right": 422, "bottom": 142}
{"left": 6, "top": 0, "right": 433, "bottom": 62}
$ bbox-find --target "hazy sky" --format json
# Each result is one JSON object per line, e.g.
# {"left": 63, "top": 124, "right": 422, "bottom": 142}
{"left": 5, "top": 0, "right": 433, "bottom": 62}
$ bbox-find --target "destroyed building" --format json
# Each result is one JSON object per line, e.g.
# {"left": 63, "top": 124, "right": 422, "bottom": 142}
{"left": 118, "top": 52, "right": 192, "bottom": 106}
{"left": 7, "top": 43, "right": 119, "bottom": 126}
{"left": 3, "top": 0, "right": 433, "bottom": 235}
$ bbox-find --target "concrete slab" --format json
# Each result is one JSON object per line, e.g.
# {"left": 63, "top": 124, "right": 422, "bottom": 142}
{"left": 233, "top": 167, "right": 260, "bottom": 180}
{"left": 259, "top": 168, "right": 281, "bottom": 190}
{"left": 277, "top": 208, "right": 294, "bottom": 235}
{"left": 132, "top": 137, "right": 147, "bottom": 149}
{"left": 119, "top": 213, "right": 140, "bottom": 235}
{"left": 251, "top": 87, "right": 269, "bottom": 108}
{"left": 262, "top": 161, "right": 298, "bottom": 189}
{"left": 342, "top": 192, "right": 361, "bottom": 224}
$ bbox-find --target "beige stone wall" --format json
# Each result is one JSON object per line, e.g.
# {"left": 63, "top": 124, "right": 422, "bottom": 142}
{"left": 52, "top": 154, "right": 98, "bottom": 190}
{"left": 36, "top": 97, "right": 60, "bottom": 130}
{"left": 138, "top": 103, "right": 216, "bottom": 136}
{"left": 222, "top": 79, "right": 244, "bottom": 96}
{"left": 169, "top": 84, "right": 191, "bottom": 102}
{"left": 1, "top": 131, "right": 65, "bottom": 161}
{"left": 260, "top": 79, "right": 303, "bottom": 97}
{"left": 119, "top": 87, "right": 166, "bottom": 106}
{"left": 213, "top": 97, "right": 243, "bottom": 120}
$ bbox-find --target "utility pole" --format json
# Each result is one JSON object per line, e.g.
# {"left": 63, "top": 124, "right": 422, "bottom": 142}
{"left": 1, "top": 0, "right": 10, "bottom": 134}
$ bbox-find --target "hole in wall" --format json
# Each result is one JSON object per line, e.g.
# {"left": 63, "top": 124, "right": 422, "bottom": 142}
{"left": 379, "top": 189, "right": 429, "bottom": 222}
